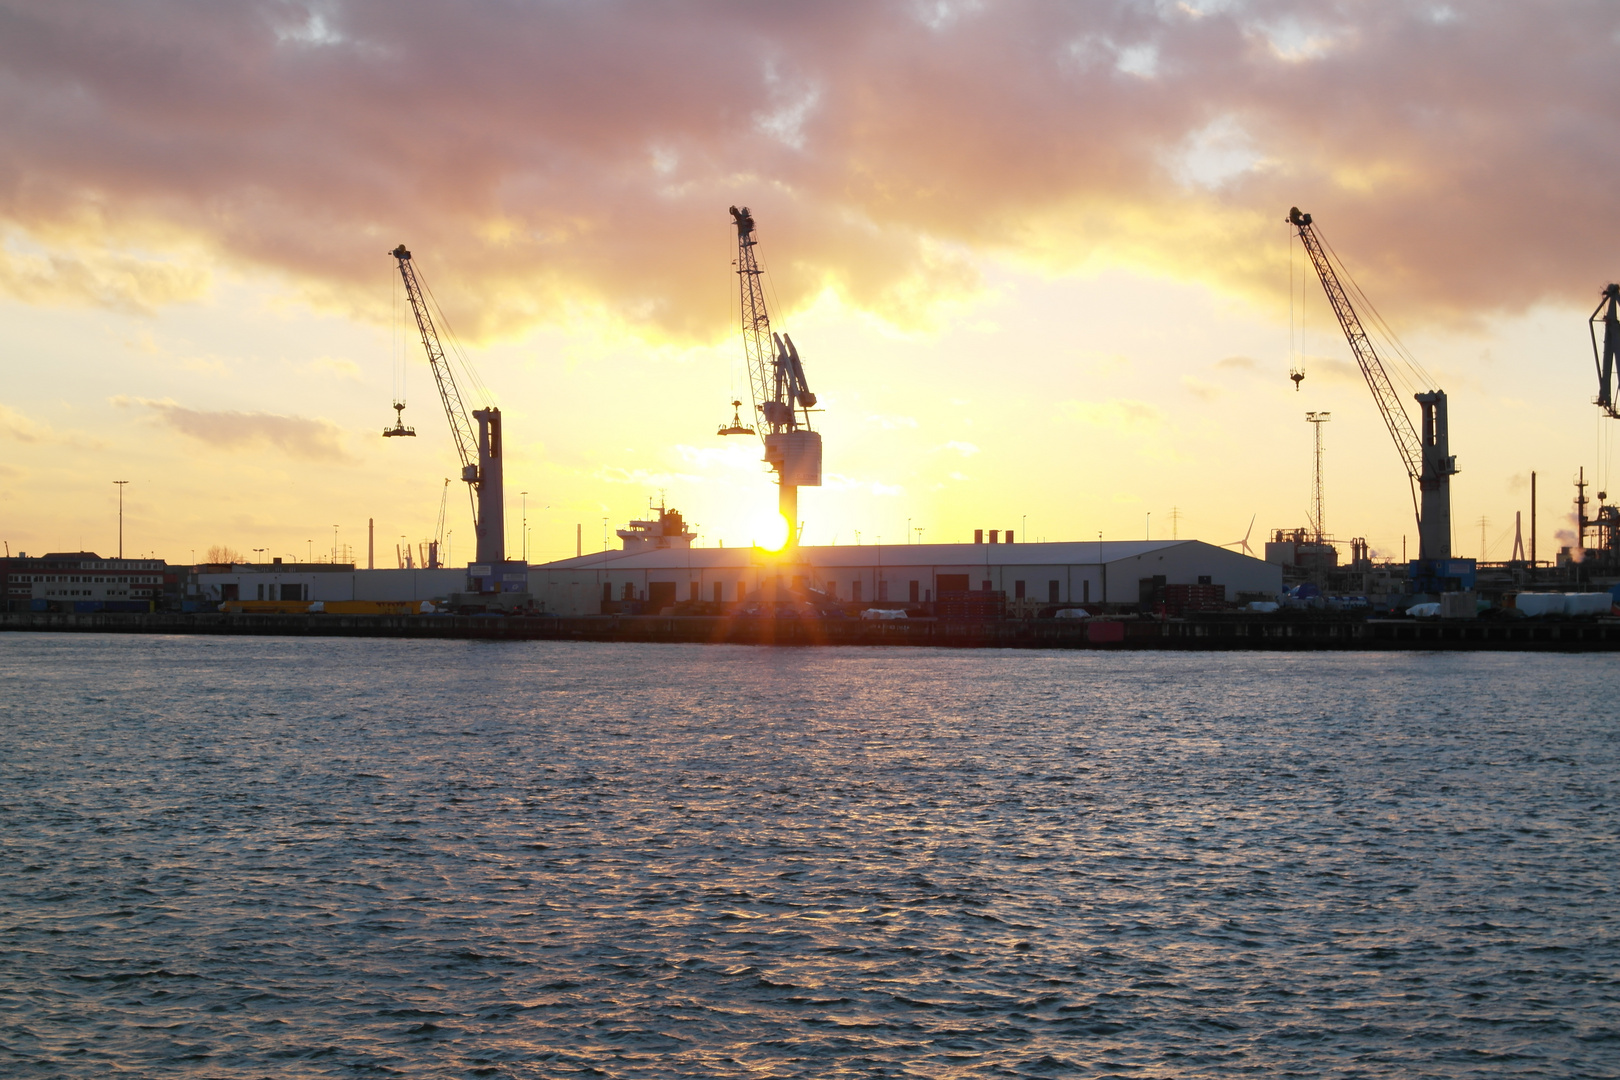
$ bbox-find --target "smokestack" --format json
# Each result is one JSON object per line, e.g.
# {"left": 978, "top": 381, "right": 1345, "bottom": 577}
{"left": 577, "top": 523, "right": 582, "bottom": 558}
{"left": 974, "top": 529, "right": 983, "bottom": 544}
{"left": 1006, "top": 530, "right": 1014, "bottom": 544}
{"left": 368, "top": 518, "right": 374, "bottom": 570}
{"left": 1531, "top": 470, "right": 1537, "bottom": 567}
{"left": 989, "top": 530, "right": 999, "bottom": 544}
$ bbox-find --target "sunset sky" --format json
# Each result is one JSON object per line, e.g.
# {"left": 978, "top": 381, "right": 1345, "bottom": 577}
{"left": 3, "top": 0, "right": 1617, "bottom": 565}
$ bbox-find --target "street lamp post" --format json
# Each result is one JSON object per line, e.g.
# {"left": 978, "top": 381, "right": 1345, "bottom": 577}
{"left": 521, "top": 491, "right": 528, "bottom": 563}
{"left": 113, "top": 480, "right": 129, "bottom": 558}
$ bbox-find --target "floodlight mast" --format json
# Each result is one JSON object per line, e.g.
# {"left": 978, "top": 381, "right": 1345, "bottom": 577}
{"left": 1288, "top": 207, "right": 1456, "bottom": 561}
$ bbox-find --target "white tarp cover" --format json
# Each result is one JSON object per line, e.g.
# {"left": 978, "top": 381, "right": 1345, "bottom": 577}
{"left": 860, "top": 609, "right": 908, "bottom": 620}
{"left": 1566, "top": 593, "right": 1614, "bottom": 616}
{"left": 1407, "top": 602, "right": 1442, "bottom": 618}
{"left": 1514, "top": 593, "right": 1615, "bottom": 616}
{"left": 1054, "top": 608, "right": 1090, "bottom": 619}
{"left": 1245, "top": 601, "right": 1280, "bottom": 613}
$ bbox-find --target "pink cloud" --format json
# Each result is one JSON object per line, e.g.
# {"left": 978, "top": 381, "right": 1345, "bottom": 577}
{"left": 1, "top": 1, "right": 1615, "bottom": 337}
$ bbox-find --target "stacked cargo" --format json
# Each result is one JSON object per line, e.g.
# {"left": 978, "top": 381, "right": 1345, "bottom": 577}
{"left": 936, "top": 590, "right": 1006, "bottom": 621}
{"left": 1162, "top": 583, "right": 1226, "bottom": 614}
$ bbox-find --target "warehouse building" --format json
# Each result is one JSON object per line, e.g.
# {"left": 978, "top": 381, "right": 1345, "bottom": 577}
{"left": 185, "top": 517, "right": 1281, "bottom": 616}
{"left": 528, "top": 535, "right": 1281, "bottom": 616}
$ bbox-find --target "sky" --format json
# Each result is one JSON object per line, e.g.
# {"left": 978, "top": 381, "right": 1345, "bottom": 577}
{"left": 2, "top": 0, "right": 1618, "bottom": 566}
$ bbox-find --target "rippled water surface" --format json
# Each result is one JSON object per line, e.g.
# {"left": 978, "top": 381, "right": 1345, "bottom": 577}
{"left": 1, "top": 634, "right": 1617, "bottom": 1078}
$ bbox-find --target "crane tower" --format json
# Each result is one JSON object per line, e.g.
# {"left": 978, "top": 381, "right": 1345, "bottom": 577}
{"left": 389, "top": 244, "right": 520, "bottom": 596}
{"left": 722, "top": 206, "right": 822, "bottom": 543}
{"left": 1289, "top": 208, "right": 1460, "bottom": 577}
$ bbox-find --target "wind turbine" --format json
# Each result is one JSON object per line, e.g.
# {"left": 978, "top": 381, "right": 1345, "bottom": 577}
{"left": 1223, "top": 515, "right": 1257, "bottom": 556}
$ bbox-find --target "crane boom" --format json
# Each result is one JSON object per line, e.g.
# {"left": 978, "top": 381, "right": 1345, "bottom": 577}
{"left": 392, "top": 245, "right": 480, "bottom": 481}
{"left": 1289, "top": 208, "right": 1457, "bottom": 562}
{"left": 389, "top": 244, "right": 507, "bottom": 570}
{"left": 726, "top": 206, "right": 821, "bottom": 539}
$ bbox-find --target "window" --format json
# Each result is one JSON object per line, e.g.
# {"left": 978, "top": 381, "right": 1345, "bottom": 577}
{"left": 1048, "top": 580, "right": 1060, "bottom": 603}
{"left": 622, "top": 582, "right": 635, "bottom": 600}
{"left": 1014, "top": 580, "right": 1026, "bottom": 599}
{"left": 689, "top": 581, "right": 700, "bottom": 602}
{"left": 851, "top": 580, "right": 863, "bottom": 602}
{"left": 280, "top": 584, "right": 302, "bottom": 601}
{"left": 909, "top": 581, "right": 919, "bottom": 603}
{"left": 713, "top": 581, "right": 723, "bottom": 603}
{"left": 256, "top": 584, "right": 265, "bottom": 600}
{"left": 1083, "top": 580, "right": 1090, "bottom": 603}
{"left": 877, "top": 580, "right": 888, "bottom": 601}
{"left": 602, "top": 582, "right": 612, "bottom": 602}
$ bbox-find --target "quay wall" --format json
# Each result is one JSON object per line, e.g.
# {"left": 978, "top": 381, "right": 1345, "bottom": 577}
{"left": 3, "top": 612, "right": 1619, "bottom": 651}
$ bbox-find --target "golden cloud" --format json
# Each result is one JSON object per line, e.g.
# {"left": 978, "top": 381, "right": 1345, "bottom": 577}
{"left": 0, "top": 1, "right": 1614, "bottom": 339}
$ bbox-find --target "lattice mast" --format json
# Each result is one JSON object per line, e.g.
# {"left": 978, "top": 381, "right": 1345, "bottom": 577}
{"left": 390, "top": 244, "right": 506, "bottom": 566}
{"left": 726, "top": 206, "right": 822, "bottom": 539}
{"left": 1307, "top": 411, "right": 1331, "bottom": 545}
{"left": 1289, "top": 208, "right": 1456, "bottom": 561}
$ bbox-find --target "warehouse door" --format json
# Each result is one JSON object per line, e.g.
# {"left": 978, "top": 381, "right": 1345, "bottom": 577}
{"left": 648, "top": 581, "right": 677, "bottom": 609}
{"left": 937, "top": 574, "right": 969, "bottom": 593}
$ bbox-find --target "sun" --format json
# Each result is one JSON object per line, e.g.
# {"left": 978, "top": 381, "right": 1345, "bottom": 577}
{"left": 754, "top": 511, "right": 790, "bottom": 552}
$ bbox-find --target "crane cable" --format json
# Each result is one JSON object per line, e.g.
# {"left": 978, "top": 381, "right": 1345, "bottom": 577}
{"left": 415, "top": 264, "right": 496, "bottom": 410}
{"left": 1315, "top": 229, "right": 1440, "bottom": 396}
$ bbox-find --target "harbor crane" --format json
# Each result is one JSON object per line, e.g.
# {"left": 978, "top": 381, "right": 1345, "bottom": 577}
{"left": 387, "top": 244, "right": 507, "bottom": 570}
{"left": 1590, "top": 283, "right": 1619, "bottom": 419}
{"left": 719, "top": 206, "right": 822, "bottom": 542}
{"left": 1289, "top": 208, "right": 1458, "bottom": 571}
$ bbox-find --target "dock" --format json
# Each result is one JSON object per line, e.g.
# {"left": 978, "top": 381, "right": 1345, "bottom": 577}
{"left": 4, "top": 611, "right": 1619, "bottom": 651}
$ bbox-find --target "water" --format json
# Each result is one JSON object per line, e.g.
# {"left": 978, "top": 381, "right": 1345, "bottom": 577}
{"left": 1, "top": 634, "right": 1616, "bottom": 1078}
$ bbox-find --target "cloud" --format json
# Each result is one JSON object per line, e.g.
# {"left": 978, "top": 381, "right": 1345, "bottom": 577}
{"left": 0, "top": 403, "right": 61, "bottom": 444}
{"left": 823, "top": 473, "right": 904, "bottom": 496}
{"left": 1215, "top": 355, "right": 1259, "bottom": 372}
{"left": 0, "top": 403, "right": 104, "bottom": 449}
{"left": 936, "top": 440, "right": 980, "bottom": 456}
{"left": 0, "top": 231, "right": 211, "bottom": 312}
{"left": 1064, "top": 398, "right": 1165, "bottom": 431}
{"left": 113, "top": 397, "right": 350, "bottom": 461}
{"left": 866, "top": 413, "right": 919, "bottom": 430}
{"left": 2, "top": 2, "right": 1618, "bottom": 337}
{"left": 1297, "top": 356, "right": 1362, "bottom": 385}
{"left": 1181, "top": 376, "right": 1224, "bottom": 402}
{"left": 302, "top": 356, "right": 364, "bottom": 381}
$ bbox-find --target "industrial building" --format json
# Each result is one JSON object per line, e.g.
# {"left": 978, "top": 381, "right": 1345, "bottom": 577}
{"left": 528, "top": 513, "right": 1282, "bottom": 617}
{"left": 1, "top": 552, "right": 177, "bottom": 612}
{"left": 182, "top": 516, "right": 1281, "bottom": 616}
